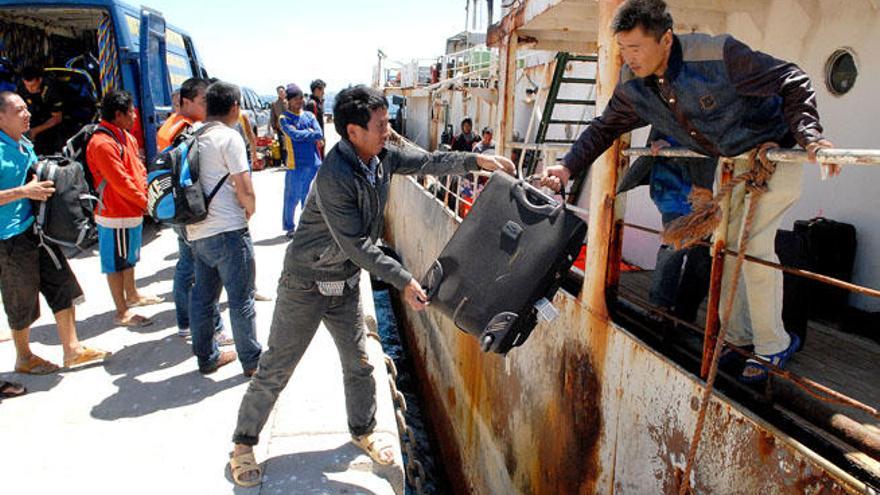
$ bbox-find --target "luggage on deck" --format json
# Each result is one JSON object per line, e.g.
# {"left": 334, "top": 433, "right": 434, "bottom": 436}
{"left": 775, "top": 229, "right": 811, "bottom": 348}
{"left": 421, "top": 172, "right": 587, "bottom": 354}
{"left": 793, "top": 217, "right": 857, "bottom": 322}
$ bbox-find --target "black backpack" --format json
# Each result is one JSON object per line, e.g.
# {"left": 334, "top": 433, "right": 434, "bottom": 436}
{"left": 147, "top": 122, "right": 228, "bottom": 225}
{"left": 31, "top": 156, "right": 100, "bottom": 265}
{"left": 62, "top": 123, "right": 120, "bottom": 199}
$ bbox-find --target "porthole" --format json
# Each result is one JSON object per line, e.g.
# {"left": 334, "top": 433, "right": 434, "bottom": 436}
{"left": 825, "top": 48, "right": 858, "bottom": 96}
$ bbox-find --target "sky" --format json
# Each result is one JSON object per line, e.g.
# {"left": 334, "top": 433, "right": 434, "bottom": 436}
{"left": 142, "top": 0, "right": 496, "bottom": 96}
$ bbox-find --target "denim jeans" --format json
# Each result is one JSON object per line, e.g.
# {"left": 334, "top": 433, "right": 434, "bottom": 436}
{"left": 650, "top": 242, "right": 711, "bottom": 323}
{"left": 172, "top": 226, "right": 223, "bottom": 334}
{"left": 189, "top": 228, "right": 262, "bottom": 370}
{"left": 233, "top": 272, "right": 376, "bottom": 446}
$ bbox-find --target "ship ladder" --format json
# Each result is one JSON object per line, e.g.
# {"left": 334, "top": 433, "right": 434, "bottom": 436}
{"left": 523, "top": 52, "right": 597, "bottom": 186}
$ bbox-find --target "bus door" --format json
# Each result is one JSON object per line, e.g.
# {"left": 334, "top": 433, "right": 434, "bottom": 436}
{"left": 138, "top": 6, "right": 172, "bottom": 163}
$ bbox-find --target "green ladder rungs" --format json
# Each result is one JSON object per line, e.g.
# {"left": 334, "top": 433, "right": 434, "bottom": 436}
{"left": 554, "top": 99, "right": 597, "bottom": 105}
{"left": 559, "top": 77, "right": 596, "bottom": 84}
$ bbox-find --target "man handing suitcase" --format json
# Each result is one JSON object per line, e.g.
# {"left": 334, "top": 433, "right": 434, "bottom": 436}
{"left": 228, "top": 85, "right": 514, "bottom": 486}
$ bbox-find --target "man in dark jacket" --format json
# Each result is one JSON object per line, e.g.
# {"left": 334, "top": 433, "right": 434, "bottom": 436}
{"left": 451, "top": 117, "right": 480, "bottom": 152}
{"left": 306, "top": 79, "right": 326, "bottom": 159}
{"left": 269, "top": 85, "right": 287, "bottom": 166}
{"left": 228, "top": 85, "right": 514, "bottom": 487}
{"left": 541, "top": 0, "right": 839, "bottom": 382}
{"left": 18, "top": 66, "right": 64, "bottom": 156}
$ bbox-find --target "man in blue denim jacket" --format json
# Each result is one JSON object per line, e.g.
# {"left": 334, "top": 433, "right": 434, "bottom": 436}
{"left": 542, "top": 0, "right": 840, "bottom": 382}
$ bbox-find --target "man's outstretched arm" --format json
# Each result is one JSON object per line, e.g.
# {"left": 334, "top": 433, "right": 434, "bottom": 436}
{"left": 542, "top": 85, "right": 646, "bottom": 191}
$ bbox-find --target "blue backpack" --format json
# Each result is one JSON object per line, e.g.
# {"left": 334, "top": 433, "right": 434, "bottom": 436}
{"left": 147, "top": 122, "right": 228, "bottom": 225}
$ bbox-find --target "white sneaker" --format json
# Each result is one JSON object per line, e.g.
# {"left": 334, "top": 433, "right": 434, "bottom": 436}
{"left": 177, "top": 328, "right": 191, "bottom": 338}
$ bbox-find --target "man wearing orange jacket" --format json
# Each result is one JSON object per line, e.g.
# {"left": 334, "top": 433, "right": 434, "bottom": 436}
{"left": 86, "top": 90, "right": 162, "bottom": 327}
{"left": 157, "top": 78, "right": 208, "bottom": 150}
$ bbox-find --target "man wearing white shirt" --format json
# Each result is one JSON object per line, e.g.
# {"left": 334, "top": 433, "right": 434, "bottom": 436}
{"left": 186, "top": 81, "right": 261, "bottom": 376}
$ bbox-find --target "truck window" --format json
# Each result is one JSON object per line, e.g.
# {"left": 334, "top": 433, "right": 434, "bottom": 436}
{"left": 125, "top": 16, "right": 193, "bottom": 90}
{"left": 166, "top": 29, "right": 193, "bottom": 88}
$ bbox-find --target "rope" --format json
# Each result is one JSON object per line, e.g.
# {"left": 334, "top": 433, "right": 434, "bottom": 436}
{"left": 663, "top": 143, "right": 778, "bottom": 250}
{"left": 677, "top": 143, "right": 778, "bottom": 495}
{"left": 97, "top": 15, "right": 121, "bottom": 95}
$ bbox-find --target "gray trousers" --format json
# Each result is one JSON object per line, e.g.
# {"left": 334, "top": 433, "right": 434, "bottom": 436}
{"left": 233, "top": 272, "right": 377, "bottom": 446}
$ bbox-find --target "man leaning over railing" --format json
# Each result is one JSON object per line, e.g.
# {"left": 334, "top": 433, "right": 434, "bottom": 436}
{"left": 541, "top": 0, "right": 840, "bottom": 383}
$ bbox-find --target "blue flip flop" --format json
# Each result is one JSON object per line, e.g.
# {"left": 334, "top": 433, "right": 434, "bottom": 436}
{"left": 718, "top": 344, "right": 754, "bottom": 368}
{"left": 739, "top": 333, "right": 800, "bottom": 384}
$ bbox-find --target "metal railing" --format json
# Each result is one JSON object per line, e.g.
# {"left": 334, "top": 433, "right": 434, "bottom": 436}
{"left": 418, "top": 171, "right": 493, "bottom": 221}
{"left": 611, "top": 146, "right": 880, "bottom": 422}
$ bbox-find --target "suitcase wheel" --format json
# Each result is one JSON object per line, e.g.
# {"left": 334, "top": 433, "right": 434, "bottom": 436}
{"left": 480, "top": 312, "right": 519, "bottom": 353}
{"left": 480, "top": 334, "right": 495, "bottom": 352}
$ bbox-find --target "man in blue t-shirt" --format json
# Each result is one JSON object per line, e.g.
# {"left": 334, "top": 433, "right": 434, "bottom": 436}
{"left": 0, "top": 91, "right": 108, "bottom": 375}
{"left": 279, "top": 83, "right": 323, "bottom": 237}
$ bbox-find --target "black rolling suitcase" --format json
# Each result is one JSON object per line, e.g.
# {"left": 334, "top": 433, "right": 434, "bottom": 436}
{"left": 775, "top": 229, "right": 811, "bottom": 349}
{"left": 793, "top": 217, "right": 857, "bottom": 322}
{"left": 421, "top": 172, "right": 587, "bottom": 354}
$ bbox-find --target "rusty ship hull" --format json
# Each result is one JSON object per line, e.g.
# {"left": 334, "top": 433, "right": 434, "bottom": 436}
{"left": 380, "top": 0, "right": 880, "bottom": 493}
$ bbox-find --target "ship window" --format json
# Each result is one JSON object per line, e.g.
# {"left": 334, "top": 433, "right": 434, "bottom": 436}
{"left": 825, "top": 48, "right": 857, "bottom": 96}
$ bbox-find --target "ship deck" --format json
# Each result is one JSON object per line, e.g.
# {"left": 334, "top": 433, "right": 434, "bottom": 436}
{"left": 616, "top": 268, "right": 880, "bottom": 455}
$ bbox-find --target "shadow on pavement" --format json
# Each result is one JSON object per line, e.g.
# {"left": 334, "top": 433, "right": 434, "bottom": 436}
{"left": 0, "top": 370, "right": 63, "bottom": 394}
{"left": 253, "top": 235, "right": 290, "bottom": 247}
{"left": 136, "top": 265, "right": 177, "bottom": 287}
{"left": 91, "top": 371, "right": 246, "bottom": 420}
{"left": 29, "top": 304, "right": 177, "bottom": 345}
{"left": 102, "top": 334, "right": 191, "bottom": 377}
{"left": 91, "top": 334, "right": 247, "bottom": 420}
{"left": 228, "top": 443, "right": 389, "bottom": 495}
{"left": 29, "top": 308, "right": 120, "bottom": 344}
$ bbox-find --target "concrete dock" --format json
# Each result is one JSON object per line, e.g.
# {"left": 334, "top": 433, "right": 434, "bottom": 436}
{"left": 0, "top": 127, "right": 405, "bottom": 495}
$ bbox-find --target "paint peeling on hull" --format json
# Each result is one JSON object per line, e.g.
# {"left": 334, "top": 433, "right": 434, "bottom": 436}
{"left": 384, "top": 176, "right": 870, "bottom": 494}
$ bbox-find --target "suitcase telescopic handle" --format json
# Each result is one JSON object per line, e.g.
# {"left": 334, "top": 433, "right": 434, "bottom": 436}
{"left": 512, "top": 180, "right": 562, "bottom": 217}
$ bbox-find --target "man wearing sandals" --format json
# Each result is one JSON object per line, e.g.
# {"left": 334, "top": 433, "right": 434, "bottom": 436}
{"left": 0, "top": 91, "right": 109, "bottom": 374}
{"left": 228, "top": 85, "right": 515, "bottom": 486}
{"left": 541, "top": 0, "right": 840, "bottom": 383}
{"left": 86, "top": 90, "right": 163, "bottom": 328}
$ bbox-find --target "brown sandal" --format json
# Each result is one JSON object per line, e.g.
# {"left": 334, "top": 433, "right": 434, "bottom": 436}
{"left": 229, "top": 451, "right": 262, "bottom": 487}
{"left": 14, "top": 355, "right": 60, "bottom": 375}
{"left": 64, "top": 347, "right": 111, "bottom": 368}
{"left": 352, "top": 432, "right": 395, "bottom": 465}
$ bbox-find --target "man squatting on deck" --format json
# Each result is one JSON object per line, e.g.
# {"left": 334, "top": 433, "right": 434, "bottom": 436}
{"left": 541, "top": 0, "right": 841, "bottom": 383}
{"left": 227, "top": 85, "right": 516, "bottom": 487}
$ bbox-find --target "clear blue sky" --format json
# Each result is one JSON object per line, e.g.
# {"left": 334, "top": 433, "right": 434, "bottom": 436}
{"left": 142, "top": 0, "right": 496, "bottom": 95}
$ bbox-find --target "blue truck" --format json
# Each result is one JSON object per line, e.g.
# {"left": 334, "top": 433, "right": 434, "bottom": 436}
{"left": 0, "top": 0, "right": 208, "bottom": 163}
